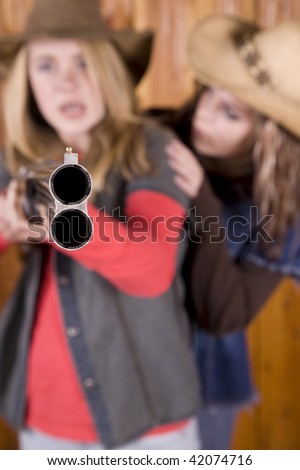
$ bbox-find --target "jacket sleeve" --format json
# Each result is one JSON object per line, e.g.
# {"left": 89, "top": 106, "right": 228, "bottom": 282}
{"left": 185, "top": 176, "right": 283, "bottom": 335}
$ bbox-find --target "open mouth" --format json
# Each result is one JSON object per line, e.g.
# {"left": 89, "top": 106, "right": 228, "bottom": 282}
{"left": 59, "top": 103, "right": 86, "bottom": 118}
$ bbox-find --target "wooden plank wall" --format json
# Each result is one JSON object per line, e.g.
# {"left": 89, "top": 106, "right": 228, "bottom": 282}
{"left": 1, "top": 0, "right": 300, "bottom": 450}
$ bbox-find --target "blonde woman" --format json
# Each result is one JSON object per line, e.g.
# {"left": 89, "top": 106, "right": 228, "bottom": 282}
{"left": 0, "top": 0, "right": 201, "bottom": 450}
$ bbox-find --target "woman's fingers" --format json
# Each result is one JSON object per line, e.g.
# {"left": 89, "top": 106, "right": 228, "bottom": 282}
{"left": 167, "top": 147, "right": 193, "bottom": 180}
{"left": 166, "top": 139, "right": 201, "bottom": 175}
{"left": 166, "top": 139, "right": 204, "bottom": 198}
{"left": 173, "top": 174, "right": 194, "bottom": 196}
{"left": 166, "top": 139, "right": 192, "bottom": 164}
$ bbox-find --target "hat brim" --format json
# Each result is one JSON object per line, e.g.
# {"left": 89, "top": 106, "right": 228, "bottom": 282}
{"left": 188, "top": 14, "right": 300, "bottom": 138}
{"left": 109, "top": 29, "right": 153, "bottom": 84}
{"left": 0, "top": 29, "right": 153, "bottom": 85}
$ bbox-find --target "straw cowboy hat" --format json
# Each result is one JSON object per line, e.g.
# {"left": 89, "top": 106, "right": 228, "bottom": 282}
{"left": 188, "top": 13, "right": 300, "bottom": 138}
{"left": 0, "top": 0, "right": 153, "bottom": 84}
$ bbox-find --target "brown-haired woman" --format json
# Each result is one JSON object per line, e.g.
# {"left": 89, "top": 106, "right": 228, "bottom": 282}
{"left": 165, "top": 14, "right": 300, "bottom": 449}
{"left": 0, "top": 0, "right": 201, "bottom": 450}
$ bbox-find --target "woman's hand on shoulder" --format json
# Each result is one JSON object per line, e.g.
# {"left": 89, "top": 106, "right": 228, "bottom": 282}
{"left": 166, "top": 139, "right": 204, "bottom": 199}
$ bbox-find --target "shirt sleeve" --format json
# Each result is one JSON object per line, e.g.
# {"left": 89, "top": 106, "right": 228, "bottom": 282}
{"left": 54, "top": 190, "right": 186, "bottom": 297}
{"left": 0, "top": 233, "right": 9, "bottom": 255}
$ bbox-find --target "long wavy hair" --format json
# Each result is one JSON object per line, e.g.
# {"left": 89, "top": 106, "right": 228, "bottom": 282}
{"left": 2, "top": 39, "right": 155, "bottom": 194}
{"left": 253, "top": 119, "right": 300, "bottom": 246}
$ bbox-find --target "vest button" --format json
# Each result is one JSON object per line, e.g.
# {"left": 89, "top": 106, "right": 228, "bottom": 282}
{"left": 58, "top": 275, "right": 70, "bottom": 285}
{"left": 67, "top": 326, "right": 80, "bottom": 337}
{"left": 84, "top": 378, "right": 96, "bottom": 389}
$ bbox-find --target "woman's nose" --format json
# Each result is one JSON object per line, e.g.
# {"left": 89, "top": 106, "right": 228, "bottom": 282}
{"left": 57, "top": 67, "right": 78, "bottom": 91}
{"left": 194, "top": 103, "right": 214, "bottom": 123}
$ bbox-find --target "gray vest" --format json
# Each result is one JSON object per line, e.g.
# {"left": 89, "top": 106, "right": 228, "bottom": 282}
{"left": 0, "top": 126, "right": 201, "bottom": 448}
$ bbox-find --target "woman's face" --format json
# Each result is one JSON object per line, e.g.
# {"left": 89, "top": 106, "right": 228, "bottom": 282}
{"left": 28, "top": 39, "right": 105, "bottom": 152}
{"left": 191, "top": 87, "right": 258, "bottom": 158}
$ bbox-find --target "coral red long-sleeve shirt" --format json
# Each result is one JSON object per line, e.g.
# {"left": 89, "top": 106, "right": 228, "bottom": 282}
{"left": 0, "top": 234, "right": 9, "bottom": 255}
{"left": 25, "top": 189, "right": 189, "bottom": 441}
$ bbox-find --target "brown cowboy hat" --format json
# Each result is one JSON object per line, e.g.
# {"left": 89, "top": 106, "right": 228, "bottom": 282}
{"left": 0, "top": 0, "right": 153, "bottom": 84}
{"left": 188, "top": 13, "right": 300, "bottom": 138}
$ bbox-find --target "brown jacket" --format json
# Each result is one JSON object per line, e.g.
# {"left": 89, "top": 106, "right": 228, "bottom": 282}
{"left": 184, "top": 175, "right": 282, "bottom": 334}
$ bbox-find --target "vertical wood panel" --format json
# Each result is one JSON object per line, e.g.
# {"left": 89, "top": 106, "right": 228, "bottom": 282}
{"left": 233, "top": 279, "right": 300, "bottom": 449}
{"left": 258, "top": 0, "right": 280, "bottom": 25}
{"left": 291, "top": 0, "right": 300, "bottom": 17}
{"left": 99, "top": 0, "right": 133, "bottom": 29}
{"left": 0, "top": 249, "right": 23, "bottom": 310}
{"left": 260, "top": 280, "right": 300, "bottom": 448}
{"left": 0, "top": 418, "right": 18, "bottom": 449}
{"left": 0, "top": 247, "right": 22, "bottom": 449}
{"left": 134, "top": 0, "right": 194, "bottom": 108}
{"left": 256, "top": 0, "right": 299, "bottom": 25}
{"left": 0, "top": 0, "right": 33, "bottom": 33}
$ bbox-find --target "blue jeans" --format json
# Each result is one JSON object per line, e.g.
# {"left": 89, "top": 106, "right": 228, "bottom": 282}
{"left": 198, "top": 405, "right": 237, "bottom": 450}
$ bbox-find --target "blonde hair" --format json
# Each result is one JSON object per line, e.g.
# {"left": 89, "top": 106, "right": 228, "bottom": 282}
{"left": 253, "top": 119, "right": 300, "bottom": 246}
{"left": 2, "top": 39, "right": 154, "bottom": 193}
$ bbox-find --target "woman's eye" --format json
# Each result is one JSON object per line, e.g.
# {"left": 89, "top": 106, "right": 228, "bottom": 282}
{"left": 37, "top": 62, "right": 54, "bottom": 72}
{"left": 224, "top": 106, "right": 239, "bottom": 120}
{"left": 77, "top": 58, "right": 86, "bottom": 69}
